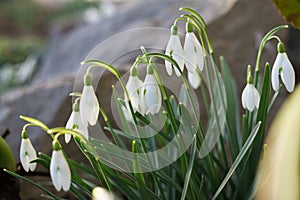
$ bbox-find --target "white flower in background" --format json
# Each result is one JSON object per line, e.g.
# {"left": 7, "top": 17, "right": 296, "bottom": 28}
{"left": 184, "top": 22, "right": 204, "bottom": 72}
{"left": 50, "top": 141, "right": 71, "bottom": 191}
{"left": 165, "top": 25, "right": 185, "bottom": 76}
{"left": 188, "top": 70, "right": 201, "bottom": 89}
{"left": 141, "top": 64, "right": 162, "bottom": 115}
{"left": 92, "top": 187, "right": 114, "bottom": 200}
{"left": 241, "top": 83, "right": 260, "bottom": 111}
{"left": 65, "top": 99, "right": 89, "bottom": 143}
{"left": 80, "top": 74, "right": 99, "bottom": 127}
{"left": 125, "top": 66, "right": 144, "bottom": 113}
{"left": 271, "top": 42, "right": 295, "bottom": 92}
{"left": 20, "top": 130, "right": 37, "bottom": 172}
{"left": 241, "top": 66, "right": 260, "bottom": 111}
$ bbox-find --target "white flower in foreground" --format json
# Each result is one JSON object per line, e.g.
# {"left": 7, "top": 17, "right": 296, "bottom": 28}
{"left": 271, "top": 42, "right": 295, "bottom": 92}
{"left": 184, "top": 22, "right": 204, "bottom": 72}
{"left": 50, "top": 141, "right": 71, "bottom": 191}
{"left": 165, "top": 25, "right": 185, "bottom": 76}
{"left": 92, "top": 187, "right": 114, "bottom": 200}
{"left": 241, "top": 83, "right": 260, "bottom": 111}
{"left": 20, "top": 131, "right": 37, "bottom": 172}
{"left": 125, "top": 66, "right": 143, "bottom": 113}
{"left": 65, "top": 100, "right": 89, "bottom": 143}
{"left": 141, "top": 64, "right": 162, "bottom": 115}
{"left": 188, "top": 70, "right": 201, "bottom": 89}
{"left": 80, "top": 74, "right": 99, "bottom": 127}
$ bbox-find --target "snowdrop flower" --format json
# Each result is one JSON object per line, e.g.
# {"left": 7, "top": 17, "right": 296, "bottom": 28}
{"left": 184, "top": 22, "right": 204, "bottom": 72}
{"left": 241, "top": 66, "right": 260, "bottom": 111}
{"left": 80, "top": 74, "right": 99, "bottom": 127}
{"left": 271, "top": 42, "right": 295, "bottom": 92}
{"left": 50, "top": 140, "right": 71, "bottom": 191}
{"left": 125, "top": 66, "right": 143, "bottom": 113}
{"left": 188, "top": 69, "right": 201, "bottom": 89}
{"left": 165, "top": 25, "right": 185, "bottom": 76}
{"left": 92, "top": 187, "right": 114, "bottom": 200}
{"left": 141, "top": 64, "right": 162, "bottom": 115}
{"left": 65, "top": 99, "right": 89, "bottom": 143}
{"left": 20, "top": 130, "right": 37, "bottom": 172}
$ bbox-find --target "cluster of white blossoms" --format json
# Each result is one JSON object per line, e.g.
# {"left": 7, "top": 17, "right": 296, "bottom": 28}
{"left": 124, "top": 64, "right": 162, "bottom": 119}
{"left": 165, "top": 22, "right": 204, "bottom": 89}
{"left": 20, "top": 73, "right": 100, "bottom": 192}
{"left": 241, "top": 42, "right": 295, "bottom": 111}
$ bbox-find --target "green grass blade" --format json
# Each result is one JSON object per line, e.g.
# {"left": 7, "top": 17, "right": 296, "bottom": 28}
{"left": 180, "top": 135, "right": 197, "bottom": 200}
{"left": 212, "top": 121, "right": 262, "bottom": 200}
{"left": 4, "top": 169, "right": 61, "bottom": 200}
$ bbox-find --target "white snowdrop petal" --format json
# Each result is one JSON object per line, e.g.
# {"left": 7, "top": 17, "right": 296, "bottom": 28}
{"left": 20, "top": 138, "right": 37, "bottom": 172}
{"left": 74, "top": 112, "right": 89, "bottom": 139}
{"left": 126, "top": 76, "right": 144, "bottom": 111}
{"left": 281, "top": 53, "right": 295, "bottom": 92}
{"left": 80, "top": 87, "right": 90, "bottom": 127}
{"left": 50, "top": 150, "right": 71, "bottom": 191}
{"left": 246, "top": 85, "right": 256, "bottom": 111}
{"left": 172, "top": 36, "right": 185, "bottom": 72}
{"left": 189, "top": 33, "right": 204, "bottom": 70}
{"left": 165, "top": 60, "right": 173, "bottom": 76}
{"left": 184, "top": 33, "right": 197, "bottom": 72}
{"left": 271, "top": 53, "right": 283, "bottom": 91}
{"left": 241, "top": 85, "right": 248, "bottom": 109}
{"left": 50, "top": 151, "right": 61, "bottom": 191}
{"left": 66, "top": 112, "right": 75, "bottom": 129}
{"left": 65, "top": 134, "right": 71, "bottom": 143}
{"left": 144, "top": 74, "right": 161, "bottom": 114}
{"left": 188, "top": 70, "right": 200, "bottom": 89}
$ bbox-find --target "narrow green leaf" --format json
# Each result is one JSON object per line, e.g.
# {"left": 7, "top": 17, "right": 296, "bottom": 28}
{"left": 212, "top": 121, "right": 262, "bottom": 200}
{"left": 4, "top": 169, "right": 60, "bottom": 200}
{"left": 180, "top": 135, "right": 197, "bottom": 200}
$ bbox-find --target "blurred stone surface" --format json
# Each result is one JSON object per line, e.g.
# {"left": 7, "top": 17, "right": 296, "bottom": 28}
{"left": 0, "top": 0, "right": 292, "bottom": 198}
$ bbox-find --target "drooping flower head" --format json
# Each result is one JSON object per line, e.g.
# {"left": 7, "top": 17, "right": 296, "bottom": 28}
{"left": 80, "top": 74, "right": 99, "bottom": 127}
{"left": 165, "top": 25, "right": 185, "bottom": 76}
{"left": 65, "top": 99, "right": 89, "bottom": 143}
{"left": 188, "top": 69, "right": 201, "bottom": 89}
{"left": 140, "top": 64, "right": 162, "bottom": 115}
{"left": 241, "top": 65, "right": 260, "bottom": 111}
{"left": 125, "top": 66, "right": 144, "bottom": 113}
{"left": 184, "top": 22, "right": 204, "bottom": 72}
{"left": 20, "top": 130, "right": 37, "bottom": 172}
{"left": 50, "top": 140, "right": 71, "bottom": 191}
{"left": 271, "top": 42, "right": 295, "bottom": 92}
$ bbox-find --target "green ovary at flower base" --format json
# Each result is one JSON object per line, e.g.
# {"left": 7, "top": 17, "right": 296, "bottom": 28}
{"left": 271, "top": 42, "right": 295, "bottom": 92}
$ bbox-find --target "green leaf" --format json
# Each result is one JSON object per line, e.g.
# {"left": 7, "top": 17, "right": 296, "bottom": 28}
{"left": 0, "top": 136, "right": 16, "bottom": 171}
{"left": 20, "top": 115, "right": 49, "bottom": 131}
{"left": 4, "top": 169, "right": 61, "bottom": 200}
{"left": 212, "top": 121, "right": 262, "bottom": 200}
{"left": 180, "top": 135, "right": 197, "bottom": 200}
{"left": 272, "top": 0, "right": 300, "bottom": 28}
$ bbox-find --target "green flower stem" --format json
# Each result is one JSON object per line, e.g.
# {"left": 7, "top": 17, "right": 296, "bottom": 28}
{"left": 253, "top": 25, "right": 288, "bottom": 87}
{"left": 82, "top": 60, "right": 138, "bottom": 125}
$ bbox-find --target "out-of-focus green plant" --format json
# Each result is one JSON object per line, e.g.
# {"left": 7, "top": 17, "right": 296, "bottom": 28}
{"left": 254, "top": 85, "right": 300, "bottom": 200}
{"left": 0, "top": 135, "right": 16, "bottom": 172}
{"left": 272, "top": 0, "right": 300, "bottom": 28}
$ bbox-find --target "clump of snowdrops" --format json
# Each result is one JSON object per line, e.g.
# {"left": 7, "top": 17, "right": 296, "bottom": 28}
{"left": 4, "top": 7, "right": 295, "bottom": 200}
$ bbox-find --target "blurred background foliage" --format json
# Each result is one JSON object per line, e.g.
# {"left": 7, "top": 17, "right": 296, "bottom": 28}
{"left": 0, "top": 0, "right": 100, "bottom": 93}
{"left": 272, "top": 0, "right": 300, "bottom": 28}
